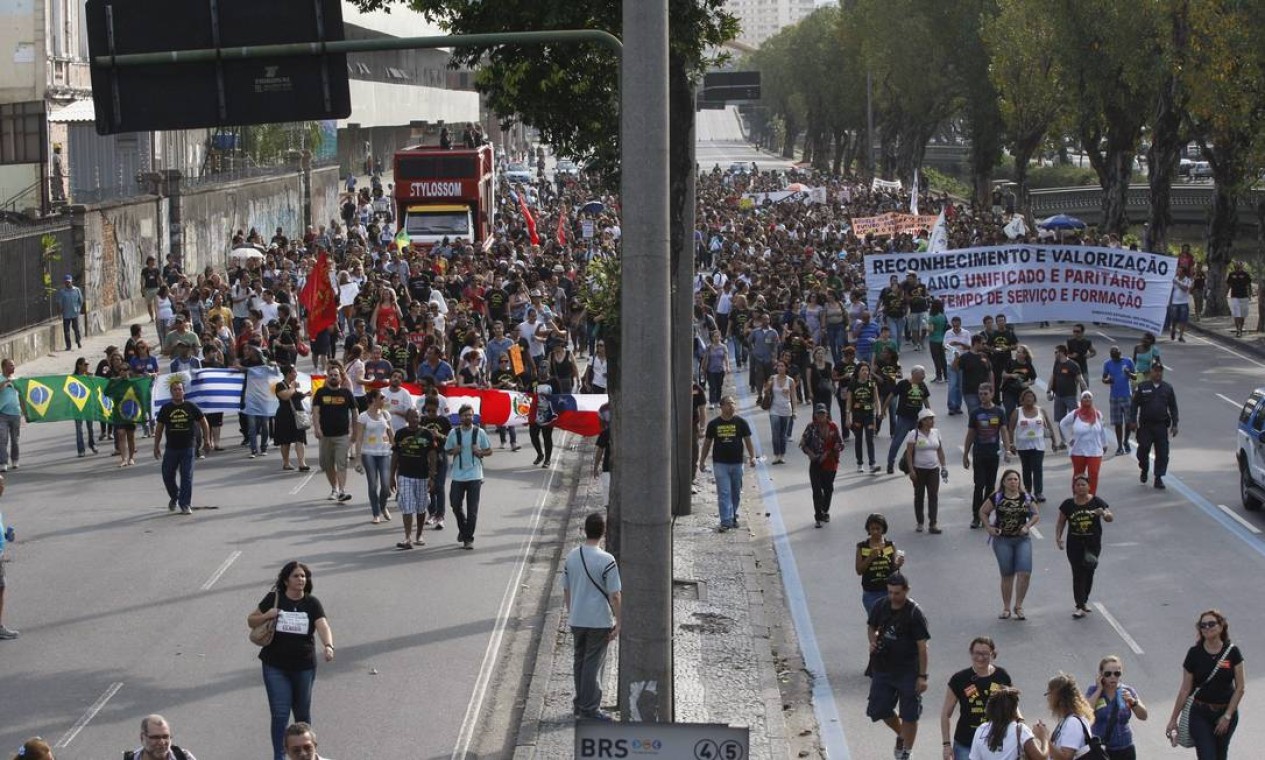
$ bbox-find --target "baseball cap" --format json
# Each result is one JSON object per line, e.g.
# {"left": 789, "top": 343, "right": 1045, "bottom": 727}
{"left": 813, "top": 403, "right": 829, "bottom": 415}
{"left": 917, "top": 408, "right": 936, "bottom": 421}
{"left": 63, "top": 274, "right": 73, "bottom": 282}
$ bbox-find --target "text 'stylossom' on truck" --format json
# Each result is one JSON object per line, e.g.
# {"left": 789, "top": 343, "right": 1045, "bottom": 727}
{"left": 392, "top": 144, "right": 495, "bottom": 250}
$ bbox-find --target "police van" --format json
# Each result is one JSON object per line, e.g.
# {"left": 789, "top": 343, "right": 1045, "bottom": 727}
{"left": 1235, "top": 388, "right": 1265, "bottom": 510}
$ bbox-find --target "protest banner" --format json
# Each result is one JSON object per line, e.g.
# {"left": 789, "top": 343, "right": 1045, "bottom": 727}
{"left": 850, "top": 212, "right": 940, "bottom": 238}
{"left": 864, "top": 244, "right": 1176, "bottom": 333}
{"left": 742, "top": 187, "right": 827, "bottom": 206}
{"left": 871, "top": 178, "right": 903, "bottom": 192}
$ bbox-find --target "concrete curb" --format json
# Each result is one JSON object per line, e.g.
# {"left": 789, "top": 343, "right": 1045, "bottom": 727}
{"left": 1185, "top": 319, "right": 1265, "bottom": 362}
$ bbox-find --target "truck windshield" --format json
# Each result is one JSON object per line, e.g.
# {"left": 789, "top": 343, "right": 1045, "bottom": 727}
{"left": 406, "top": 211, "right": 470, "bottom": 237}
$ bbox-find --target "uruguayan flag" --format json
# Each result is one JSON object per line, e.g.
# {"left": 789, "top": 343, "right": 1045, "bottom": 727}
{"left": 153, "top": 369, "right": 247, "bottom": 413}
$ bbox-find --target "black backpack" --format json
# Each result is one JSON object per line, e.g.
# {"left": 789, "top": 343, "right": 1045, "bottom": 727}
{"left": 125, "top": 747, "right": 189, "bottom": 760}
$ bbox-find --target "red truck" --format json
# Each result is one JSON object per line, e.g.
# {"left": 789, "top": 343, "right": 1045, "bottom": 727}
{"left": 392, "top": 143, "right": 495, "bottom": 249}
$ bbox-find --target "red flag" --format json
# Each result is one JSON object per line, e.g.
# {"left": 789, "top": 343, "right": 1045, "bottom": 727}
{"left": 555, "top": 205, "right": 568, "bottom": 246}
{"left": 518, "top": 192, "right": 539, "bottom": 245}
{"left": 299, "top": 251, "right": 337, "bottom": 338}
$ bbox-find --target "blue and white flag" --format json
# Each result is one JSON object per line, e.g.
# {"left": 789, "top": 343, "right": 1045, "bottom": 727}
{"left": 153, "top": 368, "right": 246, "bottom": 414}
{"left": 243, "top": 366, "right": 283, "bottom": 417}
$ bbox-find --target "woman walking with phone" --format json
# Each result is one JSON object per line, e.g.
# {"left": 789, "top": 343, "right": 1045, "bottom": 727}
{"left": 1085, "top": 655, "right": 1147, "bottom": 759}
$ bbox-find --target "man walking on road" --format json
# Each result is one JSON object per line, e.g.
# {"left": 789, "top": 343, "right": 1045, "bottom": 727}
{"left": 800, "top": 403, "right": 844, "bottom": 528}
{"left": 312, "top": 367, "right": 357, "bottom": 502}
{"left": 153, "top": 379, "right": 210, "bottom": 514}
{"left": 883, "top": 365, "right": 931, "bottom": 474}
{"left": 1101, "top": 346, "right": 1136, "bottom": 455}
{"left": 391, "top": 408, "right": 437, "bottom": 549}
{"left": 943, "top": 317, "right": 971, "bottom": 415}
{"left": 445, "top": 403, "right": 492, "bottom": 550}
{"left": 0, "top": 360, "right": 20, "bottom": 472}
{"left": 963, "top": 384, "right": 1010, "bottom": 529}
{"left": 866, "top": 572, "right": 930, "bottom": 760}
{"left": 1130, "top": 363, "right": 1179, "bottom": 490}
{"left": 1227, "top": 260, "right": 1253, "bottom": 337}
{"left": 563, "top": 511, "right": 622, "bottom": 721}
{"left": 56, "top": 274, "right": 84, "bottom": 351}
{"left": 699, "top": 395, "right": 757, "bottom": 532}
{"left": 125, "top": 714, "right": 197, "bottom": 760}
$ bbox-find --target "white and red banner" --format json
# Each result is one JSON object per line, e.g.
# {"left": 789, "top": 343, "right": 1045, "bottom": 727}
{"left": 864, "top": 244, "right": 1176, "bottom": 333}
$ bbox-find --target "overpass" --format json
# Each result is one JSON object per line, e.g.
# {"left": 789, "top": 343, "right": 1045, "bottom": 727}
{"left": 1027, "top": 182, "right": 1262, "bottom": 230}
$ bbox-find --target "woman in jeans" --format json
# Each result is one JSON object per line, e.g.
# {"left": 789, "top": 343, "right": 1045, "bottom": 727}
{"left": 762, "top": 359, "right": 798, "bottom": 465}
{"left": 902, "top": 408, "right": 945, "bottom": 533}
{"left": 71, "top": 357, "right": 98, "bottom": 457}
{"left": 1008, "top": 388, "right": 1058, "bottom": 502}
{"left": 354, "top": 389, "right": 393, "bottom": 524}
{"left": 978, "top": 469, "right": 1039, "bottom": 621}
{"left": 1085, "top": 655, "right": 1148, "bottom": 760}
{"left": 847, "top": 363, "right": 880, "bottom": 473}
{"left": 1167, "top": 610, "right": 1245, "bottom": 760}
{"left": 246, "top": 560, "right": 334, "bottom": 760}
{"left": 699, "top": 330, "right": 729, "bottom": 408}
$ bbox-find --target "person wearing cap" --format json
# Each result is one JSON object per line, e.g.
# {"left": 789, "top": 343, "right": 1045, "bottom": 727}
{"left": 161, "top": 315, "right": 201, "bottom": 358}
{"left": 1059, "top": 390, "right": 1109, "bottom": 496}
{"left": 55, "top": 274, "right": 84, "bottom": 351}
{"left": 799, "top": 402, "right": 844, "bottom": 528}
{"left": 1128, "top": 362, "right": 1178, "bottom": 490}
{"left": 903, "top": 408, "right": 946, "bottom": 533}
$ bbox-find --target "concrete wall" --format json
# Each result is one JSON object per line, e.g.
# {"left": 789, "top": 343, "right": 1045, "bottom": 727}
{"left": 180, "top": 165, "right": 339, "bottom": 272}
{"left": 79, "top": 195, "right": 165, "bottom": 335}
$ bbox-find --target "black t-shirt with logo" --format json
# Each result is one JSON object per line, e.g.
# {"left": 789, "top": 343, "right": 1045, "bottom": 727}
{"left": 959, "top": 352, "right": 992, "bottom": 394}
{"left": 729, "top": 308, "right": 752, "bottom": 341}
{"left": 849, "top": 379, "right": 877, "bottom": 415}
{"left": 948, "top": 666, "right": 1014, "bottom": 747}
{"left": 1051, "top": 358, "right": 1082, "bottom": 398}
{"left": 705, "top": 415, "right": 752, "bottom": 464}
{"left": 312, "top": 386, "right": 356, "bottom": 436}
{"left": 992, "top": 493, "right": 1032, "bottom": 536}
{"left": 906, "top": 284, "right": 929, "bottom": 313}
{"left": 486, "top": 287, "right": 510, "bottom": 320}
{"left": 142, "top": 266, "right": 162, "bottom": 290}
{"left": 393, "top": 426, "right": 437, "bottom": 479}
{"left": 419, "top": 414, "right": 452, "bottom": 450}
{"left": 866, "top": 599, "right": 930, "bottom": 674}
{"left": 257, "top": 592, "right": 326, "bottom": 672}
{"left": 1227, "top": 270, "right": 1253, "bottom": 298}
{"left": 857, "top": 539, "right": 896, "bottom": 591}
{"left": 157, "top": 401, "right": 204, "bottom": 449}
{"left": 1182, "top": 644, "right": 1244, "bottom": 705}
{"left": 880, "top": 287, "right": 907, "bottom": 318}
{"left": 893, "top": 379, "right": 930, "bottom": 421}
{"left": 1059, "top": 496, "right": 1107, "bottom": 539}
{"left": 969, "top": 405, "right": 1006, "bottom": 455}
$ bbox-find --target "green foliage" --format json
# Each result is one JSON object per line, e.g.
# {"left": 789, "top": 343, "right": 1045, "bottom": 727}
{"left": 991, "top": 163, "right": 1099, "bottom": 189}
{"left": 922, "top": 168, "right": 971, "bottom": 200}
{"left": 576, "top": 254, "right": 620, "bottom": 351}
{"left": 40, "top": 233, "right": 62, "bottom": 296}
{"left": 350, "top": 0, "right": 738, "bottom": 188}
{"left": 243, "top": 122, "right": 324, "bottom": 165}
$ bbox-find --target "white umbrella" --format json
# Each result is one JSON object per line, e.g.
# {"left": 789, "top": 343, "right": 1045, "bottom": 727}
{"left": 230, "top": 246, "right": 265, "bottom": 261}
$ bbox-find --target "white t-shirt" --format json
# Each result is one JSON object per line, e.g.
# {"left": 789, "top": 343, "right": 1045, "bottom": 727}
{"left": 969, "top": 721, "right": 1035, "bottom": 760}
{"left": 381, "top": 387, "right": 416, "bottom": 432}
{"left": 902, "top": 427, "right": 942, "bottom": 470}
{"left": 1052, "top": 715, "right": 1091, "bottom": 756}
{"left": 1171, "top": 275, "right": 1192, "bottom": 305}
{"left": 357, "top": 411, "right": 393, "bottom": 455}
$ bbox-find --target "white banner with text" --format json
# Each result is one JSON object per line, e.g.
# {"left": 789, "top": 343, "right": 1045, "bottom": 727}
{"left": 864, "top": 245, "right": 1176, "bottom": 333}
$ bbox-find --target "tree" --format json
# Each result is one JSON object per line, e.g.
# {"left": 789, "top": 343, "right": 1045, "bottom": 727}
{"left": 1049, "top": 1, "right": 1161, "bottom": 235}
{"left": 984, "top": 0, "right": 1064, "bottom": 225}
{"left": 748, "top": 30, "right": 804, "bottom": 159}
{"left": 1143, "top": 0, "right": 1193, "bottom": 255}
{"left": 1184, "top": 0, "right": 1265, "bottom": 315}
{"left": 948, "top": 0, "right": 1004, "bottom": 209}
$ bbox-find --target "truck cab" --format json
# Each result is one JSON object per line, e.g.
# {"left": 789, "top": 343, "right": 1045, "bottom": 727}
{"left": 393, "top": 144, "right": 495, "bottom": 250}
{"left": 1235, "top": 387, "right": 1265, "bottom": 510}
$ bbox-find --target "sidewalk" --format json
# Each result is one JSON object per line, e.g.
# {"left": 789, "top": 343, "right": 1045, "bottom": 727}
{"left": 8, "top": 310, "right": 150, "bottom": 377}
{"left": 1184, "top": 309, "right": 1265, "bottom": 359}
{"left": 513, "top": 440, "right": 821, "bottom": 759}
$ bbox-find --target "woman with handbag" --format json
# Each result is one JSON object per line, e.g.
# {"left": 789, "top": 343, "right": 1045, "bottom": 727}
{"left": 1044, "top": 673, "right": 1101, "bottom": 759}
{"left": 1054, "top": 475, "right": 1113, "bottom": 619}
{"left": 1166, "top": 610, "right": 1245, "bottom": 759}
{"left": 273, "top": 365, "right": 310, "bottom": 472}
{"left": 246, "top": 560, "right": 334, "bottom": 760}
{"left": 979, "top": 470, "right": 1039, "bottom": 621}
{"left": 762, "top": 359, "right": 798, "bottom": 465}
{"left": 965, "top": 686, "right": 1048, "bottom": 760}
{"left": 1085, "top": 655, "right": 1147, "bottom": 760}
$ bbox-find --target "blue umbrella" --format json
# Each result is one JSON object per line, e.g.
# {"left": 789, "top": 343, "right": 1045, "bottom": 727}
{"left": 581, "top": 200, "right": 605, "bottom": 215}
{"left": 1038, "top": 214, "right": 1087, "bottom": 230}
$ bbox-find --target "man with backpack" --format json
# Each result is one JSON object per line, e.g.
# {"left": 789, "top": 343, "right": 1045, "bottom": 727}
{"left": 125, "top": 714, "right": 196, "bottom": 760}
{"left": 866, "top": 573, "right": 930, "bottom": 760}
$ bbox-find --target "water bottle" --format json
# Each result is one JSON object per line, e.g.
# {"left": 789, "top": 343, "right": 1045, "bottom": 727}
{"left": 4, "top": 526, "right": 13, "bottom": 542}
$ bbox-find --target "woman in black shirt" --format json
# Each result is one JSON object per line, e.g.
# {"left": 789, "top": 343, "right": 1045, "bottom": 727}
{"left": 1054, "top": 475, "right": 1113, "bottom": 619}
{"left": 1166, "top": 609, "right": 1245, "bottom": 759}
{"left": 246, "top": 561, "right": 335, "bottom": 760}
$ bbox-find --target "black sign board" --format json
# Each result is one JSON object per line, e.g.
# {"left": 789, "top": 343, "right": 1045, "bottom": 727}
{"left": 87, "top": 0, "right": 351, "bottom": 135}
{"left": 699, "top": 71, "right": 761, "bottom": 103}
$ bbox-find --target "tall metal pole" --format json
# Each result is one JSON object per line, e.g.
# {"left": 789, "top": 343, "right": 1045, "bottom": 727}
{"left": 672, "top": 85, "right": 696, "bottom": 519}
{"left": 617, "top": 0, "right": 673, "bottom": 723}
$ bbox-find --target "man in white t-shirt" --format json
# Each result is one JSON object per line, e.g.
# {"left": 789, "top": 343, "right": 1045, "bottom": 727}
{"left": 381, "top": 370, "right": 416, "bottom": 433}
{"left": 943, "top": 317, "right": 972, "bottom": 416}
{"left": 562, "top": 511, "right": 622, "bottom": 720}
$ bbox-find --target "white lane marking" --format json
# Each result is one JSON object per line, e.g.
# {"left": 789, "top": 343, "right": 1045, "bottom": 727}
{"left": 1095, "top": 330, "right": 1114, "bottom": 343}
{"left": 1216, "top": 393, "right": 1242, "bottom": 410}
{"left": 1217, "top": 504, "right": 1262, "bottom": 535}
{"left": 54, "top": 682, "right": 123, "bottom": 748}
{"left": 451, "top": 432, "right": 568, "bottom": 760}
{"left": 1091, "top": 603, "right": 1145, "bottom": 655}
{"left": 289, "top": 471, "right": 316, "bottom": 495}
{"left": 1029, "top": 527, "right": 1043, "bottom": 540}
{"left": 1188, "top": 334, "right": 1265, "bottom": 368}
{"left": 200, "top": 550, "right": 242, "bottom": 591}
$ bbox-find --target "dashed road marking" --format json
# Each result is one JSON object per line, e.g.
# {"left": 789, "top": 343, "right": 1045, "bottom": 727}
{"left": 289, "top": 471, "right": 316, "bottom": 495}
{"left": 1216, "top": 393, "right": 1242, "bottom": 410}
{"left": 1092, "top": 603, "right": 1144, "bottom": 655}
{"left": 200, "top": 550, "right": 242, "bottom": 590}
{"left": 1217, "top": 504, "right": 1262, "bottom": 535}
{"left": 54, "top": 682, "right": 123, "bottom": 748}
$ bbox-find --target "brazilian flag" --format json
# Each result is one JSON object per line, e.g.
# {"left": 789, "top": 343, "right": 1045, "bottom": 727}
{"left": 105, "top": 377, "right": 152, "bottom": 425}
{"left": 394, "top": 229, "right": 411, "bottom": 251}
{"left": 15, "top": 375, "right": 110, "bottom": 422}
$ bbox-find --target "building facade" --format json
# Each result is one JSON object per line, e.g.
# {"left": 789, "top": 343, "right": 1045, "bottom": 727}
{"left": 725, "top": 0, "right": 818, "bottom": 48}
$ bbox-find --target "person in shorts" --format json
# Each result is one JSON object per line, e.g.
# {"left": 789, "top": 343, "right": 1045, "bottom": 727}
{"left": 866, "top": 572, "right": 930, "bottom": 760}
{"left": 1226, "top": 260, "right": 1253, "bottom": 337}
{"left": 391, "top": 408, "right": 437, "bottom": 550}
{"left": 312, "top": 367, "right": 356, "bottom": 502}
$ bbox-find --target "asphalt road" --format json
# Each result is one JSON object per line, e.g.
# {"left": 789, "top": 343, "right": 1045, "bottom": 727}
{"left": 0, "top": 401, "right": 574, "bottom": 759}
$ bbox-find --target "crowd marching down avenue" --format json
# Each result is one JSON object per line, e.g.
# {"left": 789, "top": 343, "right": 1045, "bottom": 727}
{"left": 2, "top": 115, "right": 1262, "bottom": 759}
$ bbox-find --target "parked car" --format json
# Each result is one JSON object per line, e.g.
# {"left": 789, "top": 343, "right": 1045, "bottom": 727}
{"left": 1235, "top": 387, "right": 1265, "bottom": 511}
{"left": 555, "top": 159, "right": 580, "bottom": 177}
{"left": 1192, "top": 161, "right": 1213, "bottom": 180}
{"left": 728, "top": 161, "right": 756, "bottom": 175}
{"left": 504, "top": 162, "right": 534, "bottom": 184}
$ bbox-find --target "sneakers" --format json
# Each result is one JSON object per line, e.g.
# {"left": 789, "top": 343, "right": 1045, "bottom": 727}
{"left": 168, "top": 499, "right": 177, "bottom": 512}
{"left": 179, "top": 507, "right": 193, "bottom": 515}
{"left": 857, "top": 464, "right": 866, "bottom": 473}
{"left": 0, "top": 625, "right": 19, "bottom": 640}
{"left": 337, "top": 491, "right": 353, "bottom": 502}
{"left": 1140, "top": 469, "right": 1148, "bottom": 484}
{"left": 1154, "top": 476, "right": 1166, "bottom": 489}
{"left": 870, "top": 465, "right": 882, "bottom": 474}
{"left": 970, "top": 519, "right": 982, "bottom": 529}
{"left": 1115, "top": 447, "right": 1125, "bottom": 456}
{"left": 886, "top": 464, "right": 895, "bottom": 474}
{"left": 327, "top": 490, "right": 338, "bottom": 501}
{"left": 462, "top": 541, "right": 474, "bottom": 550}
{"left": 434, "top": 520, "right": 445, "bottom": 530}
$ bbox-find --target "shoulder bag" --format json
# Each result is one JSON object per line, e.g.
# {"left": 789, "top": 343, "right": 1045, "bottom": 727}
{"left": 578, "top": 547, "right": 614, "bottom": 612}
{"left": 292, "top": 397, "right": 313, "bottom": 431}
{"left": 898, "top": 429, "right": 917, "bottom": 474}
{"left": 249, "top": 586, "right": 283, "bottom": 647}
{"left": 1176, "top": 644, "right": 1236, "bottom": 747}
